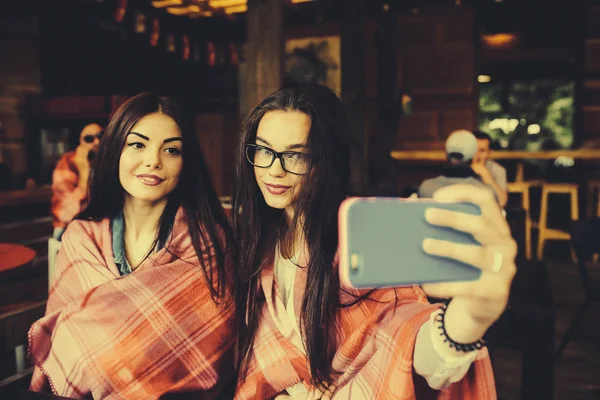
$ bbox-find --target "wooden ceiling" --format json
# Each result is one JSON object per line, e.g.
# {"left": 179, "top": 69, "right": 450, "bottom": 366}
{"left": 151, "top": 0, "right": 315, "bottom": 18}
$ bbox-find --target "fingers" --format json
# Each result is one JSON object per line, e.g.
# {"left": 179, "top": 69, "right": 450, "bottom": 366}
{"left": 432, "top": 184, "right": 507, "bottom": 234}
{"left": 423, "top": 238, "right": 517, "bottom": 276}
{"left": 424, "top": 208, "right": 510, "bottom": 245}
{"left": 423, "top": 239, "right": 488, "bottom": 271}
{"left": 422, "top": 271, "right": 512, "bottom": 300}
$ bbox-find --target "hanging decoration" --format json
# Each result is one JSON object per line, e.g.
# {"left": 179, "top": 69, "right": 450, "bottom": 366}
{"left": 166, "top": 33, "right": 176, "bottom": 53}
{"left": 207, "top": 41, "right": 217, "bottom": 66}
{"left": 182, "top": 35, "right": 191, "bottom": 60}
{"left": 193, "top": 44, "right": 201, "bottom": 62}
{"left": 115, "top": 0, "right": 128, "bottom": 23}
{"left": 229, "top": 43, "right": 238, "bottom": 65}
{"left": 150, "top": 17, "right": 160, "bottom": 46}
{"left": 134, "top": 12, "right": 146, "bottom": 33}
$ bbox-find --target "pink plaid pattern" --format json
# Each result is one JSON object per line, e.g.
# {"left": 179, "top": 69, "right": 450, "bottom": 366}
{"left": 234, "top": 250, "right": 496, "bottom": 400}
{"left": 29, "top": 209, "right": 236, "bottom": 399}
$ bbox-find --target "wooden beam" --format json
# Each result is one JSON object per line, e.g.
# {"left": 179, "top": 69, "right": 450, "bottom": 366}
{"left": 341, "top": 0, "right": 367, "bottom": 193}
{"left": 240, "top": 0, "right": 284, "bottom": 115}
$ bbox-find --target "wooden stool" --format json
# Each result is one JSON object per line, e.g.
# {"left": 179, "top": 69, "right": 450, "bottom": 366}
{"left": 587, "top": 180, "right": 600, "bottom": 218}
{"left": 537, "top": 183, "right": 579, "bottom": 261}
{"left": 586, "top": 180, "right": 600, "bottom": 262}
{"left": 507, "top": 182, "right": 533, "bottom": 260}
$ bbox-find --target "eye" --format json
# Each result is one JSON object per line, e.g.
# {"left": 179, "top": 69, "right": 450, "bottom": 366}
{"left": 165, "top": 147, "right": 181, "bottom": 156}
{"left": 127, "top": 142, "right": 144, "bottom": 149}
{"left": 258, "top": 147, "right": 273, "bottom": 156}
{"left": 286, "top": 152, "right": 307, "bottom": 161}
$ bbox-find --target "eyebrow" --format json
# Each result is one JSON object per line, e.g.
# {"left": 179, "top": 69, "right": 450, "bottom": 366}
{"left": 256, "top": 136, "right": 306, "bottom": 150}
{"left": 128, "top": 132, "right": 182, "bottom": 144}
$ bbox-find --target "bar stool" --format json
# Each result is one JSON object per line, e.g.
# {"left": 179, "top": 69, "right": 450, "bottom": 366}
{"left": 587, "top": 180, "right": 600, "bottom": 218}
{"left": 536, "top": 183, "right": 579, "bottom": 261}
{"left": 586, "top": 180, "right": 600, "bottom": 261}
{"left": 507, "top": 182, "right": 533, "bottom": 260}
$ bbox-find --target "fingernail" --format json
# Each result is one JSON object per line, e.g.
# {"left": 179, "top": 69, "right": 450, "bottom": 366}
{"left": 424, "top": 208, "right": 436, "bottom": 223}
{"left": 422, "top": 238, "right": 435, "bottom": 252}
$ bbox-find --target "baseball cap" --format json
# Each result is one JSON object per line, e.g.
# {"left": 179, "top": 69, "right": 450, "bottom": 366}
{"left": 445, "top": 130, "right": 477, "bottom": 162}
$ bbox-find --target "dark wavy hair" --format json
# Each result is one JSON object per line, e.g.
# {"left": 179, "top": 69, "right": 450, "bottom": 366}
{"left": 233, "top": 82, "right": 366, "bottom": 387}
{"left": 78, "top": 92, "right": 231, "bottom": 301}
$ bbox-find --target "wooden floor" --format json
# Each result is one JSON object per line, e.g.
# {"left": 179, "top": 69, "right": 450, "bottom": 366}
{"left": 493, "top": 258, "right": 600, "bottom": 400}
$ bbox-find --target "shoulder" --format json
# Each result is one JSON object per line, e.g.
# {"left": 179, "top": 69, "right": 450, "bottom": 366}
{"left": 62, "top": 218, "right": 107, "bottom": 247}
{"left": 418, "top": 176, "right": 445, "bottom": 195}
{"left": 53, "top": 152, "right": 78, "bottom": 177}
{"left": 57, "top": 151, "right": 75, "bottom": 166}
{"left": 487, "top": 160, "right": 506, "bottom": 172}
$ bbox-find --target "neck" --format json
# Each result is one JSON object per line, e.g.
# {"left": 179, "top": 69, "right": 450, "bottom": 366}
{"left": 122, "top": 196, "right": 167, "bottom": 240}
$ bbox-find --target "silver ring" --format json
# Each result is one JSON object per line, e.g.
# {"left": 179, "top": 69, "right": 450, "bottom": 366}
{"left": 491, "top": 252, "right": 503, "bottom": 273}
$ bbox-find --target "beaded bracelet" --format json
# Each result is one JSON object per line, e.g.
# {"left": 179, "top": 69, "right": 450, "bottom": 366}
{"left": 435, "top": 301, "right": 486, "bottom": 352}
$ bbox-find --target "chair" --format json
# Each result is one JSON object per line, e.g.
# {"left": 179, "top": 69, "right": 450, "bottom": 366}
{"left": 507, "top": 182, "right": 533, "bottom": 260}
{"left": 554, "top": 218, "right": 600, "bottom": 360}
{"left": 0, "top": 301, "right": 47, "bottom": 395}
{"left": 486, "top": 259, "right": 555, "bottom": 400}
{"left": 47, "top": 238, "right": 61, "bottom": 289}
{"left": 536, "top": 183, "right": 579, "bottom": 261}
{"left": 586, "top": 180, "right": 600, "bottom": 218}
{"left": 586, "top": 180, "right": 600, "bottom": 262}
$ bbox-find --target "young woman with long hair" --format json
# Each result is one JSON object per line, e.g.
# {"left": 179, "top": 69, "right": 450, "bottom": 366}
{"left": 232, "top": 82, "right": 514, "bottom": 399}
{"left": 29, "top": 93, "right": 236, "bottom": 399}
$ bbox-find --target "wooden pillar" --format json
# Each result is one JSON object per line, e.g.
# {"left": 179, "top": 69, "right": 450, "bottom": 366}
{"left": 240, "top": 0, "right": 284, "bottom": 116}
{"left": 369, "top": 5, "right": 399, "bottom": 191}
{"left": 341, "top": 0, "right": 367, "bottom": 194}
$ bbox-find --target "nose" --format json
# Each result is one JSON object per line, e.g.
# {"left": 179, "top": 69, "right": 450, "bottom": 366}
{"left": 144, "top": 149, "right": 162, "bottom": 170}
{"left": 268, "top": 156, "right": 286, "bottom": 177}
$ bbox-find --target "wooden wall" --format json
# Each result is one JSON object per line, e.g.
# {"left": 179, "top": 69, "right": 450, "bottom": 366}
{"left": 194, "top": 112, "right": 239, "bottom": 197}
{"left": 394, "top": 5, "right": 477, "bottom": 151}
{"left": 0, "top": 6, "right": 41, "bottom": 176}
{"left": 582, "top": 4, "right": 600, "bottom": 146}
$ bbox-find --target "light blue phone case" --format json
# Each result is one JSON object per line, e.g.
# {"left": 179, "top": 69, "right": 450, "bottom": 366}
{"left": 339, "top": 197, "right": 482, "bottom": 289}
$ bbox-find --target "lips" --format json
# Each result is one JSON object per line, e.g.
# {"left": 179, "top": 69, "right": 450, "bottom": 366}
{"left": 265, "top": 183, "right": 291, "bottom": 195}
{"left": 136, "top": 174, "right": 165, "bottom": 186}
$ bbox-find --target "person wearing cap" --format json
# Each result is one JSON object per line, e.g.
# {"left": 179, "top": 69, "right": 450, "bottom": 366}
{"left": 472, "top": 131, "right": 507, "bottom": 207}
{"left": 418, "top": 130, "right": 497, "bottom": 201}
{"left": 51, "top": 123, "right": 103, "bottom": 240}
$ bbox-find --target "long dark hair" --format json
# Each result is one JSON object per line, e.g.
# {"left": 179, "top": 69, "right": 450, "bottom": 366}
{"left": 233, "top": 82, "right": 352, "bottom": 386}
{"left": 78, "top": 93, "right": 231, "bottom": 301}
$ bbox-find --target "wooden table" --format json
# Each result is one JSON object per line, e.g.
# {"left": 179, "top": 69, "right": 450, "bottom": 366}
{"left": 0, "top": 244, "right": 36, "bottom": 279}
{"left": 390, "top": 149, "right": 600, "bottom": 182}
{"left": 0, "top": 188, "right": 52, "bottom": 208}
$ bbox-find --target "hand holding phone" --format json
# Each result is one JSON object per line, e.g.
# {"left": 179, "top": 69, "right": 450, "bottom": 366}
{"left": 339, "top": 197, "right": 483, "bottom": 289}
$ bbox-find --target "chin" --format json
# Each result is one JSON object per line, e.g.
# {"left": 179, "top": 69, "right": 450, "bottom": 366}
{"left": 261, "top": 192, "right": 290, "bottom": 210}
{"left": 125, "top": 187, "right": 171, "bottom": 204}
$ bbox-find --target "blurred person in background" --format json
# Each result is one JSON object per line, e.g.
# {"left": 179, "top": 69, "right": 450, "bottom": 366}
{"left": 50, "top": 123, "right": 102, "bottom": 240}
{"left": 419, "top": 130, "right": 496, "bottom": 202}
{"left": 472, "top": 131, "right": 507, "bottom": 207}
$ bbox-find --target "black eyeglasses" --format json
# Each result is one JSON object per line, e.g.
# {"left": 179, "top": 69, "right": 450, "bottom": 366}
{"left": 83, "top": 133, "right": 102, "bottom": 143}
{"left": 245, "top": 144, "right": 312, "bottom": 175}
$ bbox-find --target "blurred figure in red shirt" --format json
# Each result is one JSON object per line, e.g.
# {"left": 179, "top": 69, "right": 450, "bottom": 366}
{"left": 51, "top": 123, "right": 102, "bottom": 240}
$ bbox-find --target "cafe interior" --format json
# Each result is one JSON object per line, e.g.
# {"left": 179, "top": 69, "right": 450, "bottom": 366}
{"left": 1, "top": 0, "right": 599, "bottom": 399}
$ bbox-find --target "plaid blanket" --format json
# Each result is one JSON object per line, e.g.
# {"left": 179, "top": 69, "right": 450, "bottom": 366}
{"left": 234, "top": 250, "right": 496, "bottom": 400}
{"left": 29, "top": 210, "right": 236, "bottom": 399}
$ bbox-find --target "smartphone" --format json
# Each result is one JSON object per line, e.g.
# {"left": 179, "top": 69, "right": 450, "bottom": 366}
{"left": 339, "top": 197, "right": 482, "bottom": 289}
